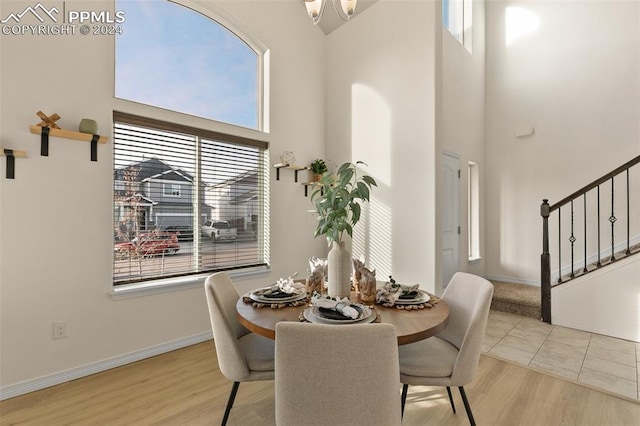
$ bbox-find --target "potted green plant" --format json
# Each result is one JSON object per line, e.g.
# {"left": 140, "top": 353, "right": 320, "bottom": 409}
{"left": 310, "top": 161, "right": 377, "bottom": 298}
{"left": 309, "top": 158, "right": 328, "bottom": 181}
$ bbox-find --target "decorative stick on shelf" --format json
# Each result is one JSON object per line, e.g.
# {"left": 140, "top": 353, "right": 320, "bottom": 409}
{"left": 1, "top": 148, "right": 28, "bottom": 179}
{"left": 36, "top": 111, "right": 61, "bottom": 129}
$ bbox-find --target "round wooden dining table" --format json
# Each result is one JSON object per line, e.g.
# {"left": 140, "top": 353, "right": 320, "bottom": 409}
{"left": 236, "top": 291, "right": 449, "bottom": 345}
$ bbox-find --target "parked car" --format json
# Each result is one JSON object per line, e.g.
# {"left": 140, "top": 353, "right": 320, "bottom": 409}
{"left": 202, "top": 220, "right": 237, "bottom": 241}
{"left": 114, "top": 232, "right": 180, "bottom": 257}
{"left": 163, "top": 225, "right": 193, "bottom": 242}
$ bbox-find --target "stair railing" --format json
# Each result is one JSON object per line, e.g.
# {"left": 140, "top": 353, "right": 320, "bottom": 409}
{"left": 540, "top": 154, "right": 640, "bottom": 323}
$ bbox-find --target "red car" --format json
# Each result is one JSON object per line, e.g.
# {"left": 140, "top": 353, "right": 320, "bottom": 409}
{"left": 114, "top": 232, "right": 180, "bottom": 257}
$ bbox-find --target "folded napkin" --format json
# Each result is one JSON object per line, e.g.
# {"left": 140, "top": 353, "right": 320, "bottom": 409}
{"left": 276, "top": 277, "right": 305, "bottom": 294}
{"left": 375, "top": 281, "right": 420, "bottom": 305}
{"left": 256, "top": 278, "right": 304, "bottom": 299}
{"left": 311, "top": 295, "right": 359, "bottom": 319}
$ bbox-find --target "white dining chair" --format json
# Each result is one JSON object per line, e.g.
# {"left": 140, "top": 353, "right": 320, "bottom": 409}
{"left": 398, "top": 272, "right": 494, "bottom": 426}
{"left": 275, "top": 322, "right": 402, "bottom": 426}
{"left": 204, "top": 272, "right": 275, "bottom": 426}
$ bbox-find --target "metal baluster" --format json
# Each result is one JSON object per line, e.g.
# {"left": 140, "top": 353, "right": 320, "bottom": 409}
{"left": 558, "top": 206, "right": 562, "bottom": 283}
{"left": 597, "top": 185, "right": 601, "bottom": 267}
{"left": 583, "top": 193, "right": 588, "bottom": 273}
{"left": 569, "top": 200, "right": 575, "bottom": 278}
{"left": 626, "top": 169, "right": 631, "bottom": 256}
{"left": 610, "top": 177, "right": 616, "bottom": 263}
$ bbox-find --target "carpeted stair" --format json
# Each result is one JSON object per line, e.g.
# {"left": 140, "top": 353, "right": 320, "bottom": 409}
{"left": 490, "top": 281, "right": 541, "bottom": 319}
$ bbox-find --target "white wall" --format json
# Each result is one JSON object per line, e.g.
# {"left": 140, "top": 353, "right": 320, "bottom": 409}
{"left": 438, "top": 0, "right": 486, "bottom": 284}
{"left": 0, "top": 0, "right": 326, "bottom": 392}
{"left": 552, "top": 255, "right": 640, "bottom": 342}
{"left": 325, "top": 0, "right": 439, "bottom": 292}
{"left": 485, "top": 0, "right": 640, "bottom": 284}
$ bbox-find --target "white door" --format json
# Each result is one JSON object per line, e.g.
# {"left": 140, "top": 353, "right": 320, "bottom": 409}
{"left": 442, "top": 153, "right": 460, "bottom": 288}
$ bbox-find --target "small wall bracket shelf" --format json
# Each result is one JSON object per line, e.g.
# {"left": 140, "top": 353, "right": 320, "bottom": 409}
{"left": 29, "top": 125, "right": 108, "bottom": 162}
{"left": 1, "top": 148, "right": 27, "bottom": 179}
{"left": 273, "top": 163, "right": 322, "bottom": 197}
{"left": 274, "top": 163, "right": 309, "bottom": 182}
{"left": 302, "top": 181, "right": 325, "bottom": 197}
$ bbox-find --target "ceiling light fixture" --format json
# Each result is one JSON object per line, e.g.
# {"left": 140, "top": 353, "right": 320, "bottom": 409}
{"left": 304, "top": 0, "right": 358, "bottom": 25}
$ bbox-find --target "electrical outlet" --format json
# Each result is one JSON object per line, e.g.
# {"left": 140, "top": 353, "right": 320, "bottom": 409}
{"left": 53, "top": 322, "right": 67, "bottom": 339}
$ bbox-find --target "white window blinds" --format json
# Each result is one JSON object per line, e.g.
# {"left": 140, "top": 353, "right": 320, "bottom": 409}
{"left": 113, "top": 111, "right": 268, "bottom": 285}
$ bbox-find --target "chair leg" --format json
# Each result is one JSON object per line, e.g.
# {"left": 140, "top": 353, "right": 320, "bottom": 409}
{"left": 400, "top": 384, "right": 408, "bottom": 418}
{"left": 446, "top": 386, "right": 456, "bottom": 414}
{"left": 458, "top": 386, "right": 476, "bottom": 426}
{"left": 221, "top": 381, "right": 240, "bottom": 426}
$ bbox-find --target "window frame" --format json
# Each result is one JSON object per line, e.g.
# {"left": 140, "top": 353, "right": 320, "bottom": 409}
{"left": 114, "top": 0, "right": 270, "bottom": 133}
{"left": 114, "top": 0, "right": 268, "bottom": 131}
{"left": 442, "top": 0, "right": 473, "bottom": 53}
{"left": 112, "top": 111, "right": 270, "bottom": 294}
{"left": 467, "top": 161, "right": 480, "bottom": 261}
{"left": 111, "top": 1, "right": 271, "bottom": 298}
{"left": 163, "top": 182, "right": 182, "bottom": 197}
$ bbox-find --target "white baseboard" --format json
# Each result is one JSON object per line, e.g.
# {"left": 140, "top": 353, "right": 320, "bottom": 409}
{"left": 0, "top": 331, "right": 213, "bottom": 401}
{"left": 483, "top": 274, "right": 539, "bottom": 286}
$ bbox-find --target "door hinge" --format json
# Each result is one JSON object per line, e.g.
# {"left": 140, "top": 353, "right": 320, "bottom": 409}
{"left": 457, "top": 226, "right": 461, "bottom": 234}
{"left": 458, "top": 169, "right": 461, "bottom": 178}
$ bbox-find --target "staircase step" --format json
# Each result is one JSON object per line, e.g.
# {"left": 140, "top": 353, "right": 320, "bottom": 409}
{"left": 490, "top": 281, "right": 540, "bottom": 319}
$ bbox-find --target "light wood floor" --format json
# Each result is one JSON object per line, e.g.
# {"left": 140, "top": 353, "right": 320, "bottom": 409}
{"left": 1, "top": 341, "right": 639, "bottom": 425}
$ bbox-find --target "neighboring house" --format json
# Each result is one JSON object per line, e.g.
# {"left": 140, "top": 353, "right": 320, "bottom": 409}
{"left": 206, "top": 169, "right": 260, "bottom": 233}
{"left": 114, "top": 158, "right": 211, "bottom": 238}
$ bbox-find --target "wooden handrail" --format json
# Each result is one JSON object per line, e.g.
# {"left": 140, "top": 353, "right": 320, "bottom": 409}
{"left": 549, "top": 155, "right": 640, "bottom": 212}
{"left": 540, "top": 153, "right": 640, "bottom": 324}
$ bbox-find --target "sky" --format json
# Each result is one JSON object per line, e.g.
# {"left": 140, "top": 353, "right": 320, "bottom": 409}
{"left": 115, "top": 0, "right": 259, "bottom": 130}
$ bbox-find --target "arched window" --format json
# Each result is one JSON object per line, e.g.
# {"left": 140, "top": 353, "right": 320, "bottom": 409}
{"left": 115, "top": 0, "right": 262, "bottom": 130}
{"left": 113, "top": 1, "right": 269, "bottom": 289}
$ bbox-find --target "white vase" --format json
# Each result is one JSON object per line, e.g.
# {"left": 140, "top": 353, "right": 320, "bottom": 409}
{"left": 328, "top": 240, "right": 352, "bottom": 299}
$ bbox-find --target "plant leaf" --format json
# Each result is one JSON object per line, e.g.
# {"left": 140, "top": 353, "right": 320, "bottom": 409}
{"left": 356, "top": 182, "right": 370, "bottom": 201}
{"left": 350, "top": 202, "right": 361, "bottom": 224}
{"left": 340, "top": 168, "right": 354, "bottom": 188}
{"left": 337, "top": 162, "right": 350, "bottom": 174}
{"left": 362, "top": 175, "right": 377, "bottom": 187}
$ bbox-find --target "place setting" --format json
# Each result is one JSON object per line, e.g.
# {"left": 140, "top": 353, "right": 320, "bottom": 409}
{"left": 242, "top": 274, "right": 309, "bottom": 308}
{"left": 299, "top": 293, "right": 379, "bottom": 325}
{"left": 375, "top": 276, "right": 440, "bottom": 310}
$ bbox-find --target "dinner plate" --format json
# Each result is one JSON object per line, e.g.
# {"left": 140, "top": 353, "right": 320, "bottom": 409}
{"left": 304, "top": 304, "right": 375, "bottom": 324}
{"left": 249, "top": 287, "right": 306, "bottom": 303}
{"left": 393, "top": 289, "right": 431, "bottom": 305}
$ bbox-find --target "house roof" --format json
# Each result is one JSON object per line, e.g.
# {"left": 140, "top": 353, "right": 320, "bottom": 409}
{"left": 115, "top": 157, "right": 193, "bottom": 183}
{"left": 229, "top": 190, "right": 258, "bottom": 205}
{"left": 114, "top": 193, "right": 157, "bottom": 206}
{"left": 208, "top": 169, "right": 258, "bottom": 190}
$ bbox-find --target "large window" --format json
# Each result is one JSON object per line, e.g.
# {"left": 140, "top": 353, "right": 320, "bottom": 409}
{"left": 113, "top": 1, "right": 268, "bottom": 286}
{"left": 113, "top": 112, "right": 268, "bottom": 285}
{"left": 468, "top": 161, "right": 480, "bottom": 260}
{"left": 442, "top": 0, "right": 472, "bottom": 53}
{"left": 115, "top": 0, "right": 260, "bottom": 129}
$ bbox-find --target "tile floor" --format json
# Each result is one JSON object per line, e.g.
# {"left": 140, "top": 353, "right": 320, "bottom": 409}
{"left": 482, "top": 310, "right": 639, "bottom": 401}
